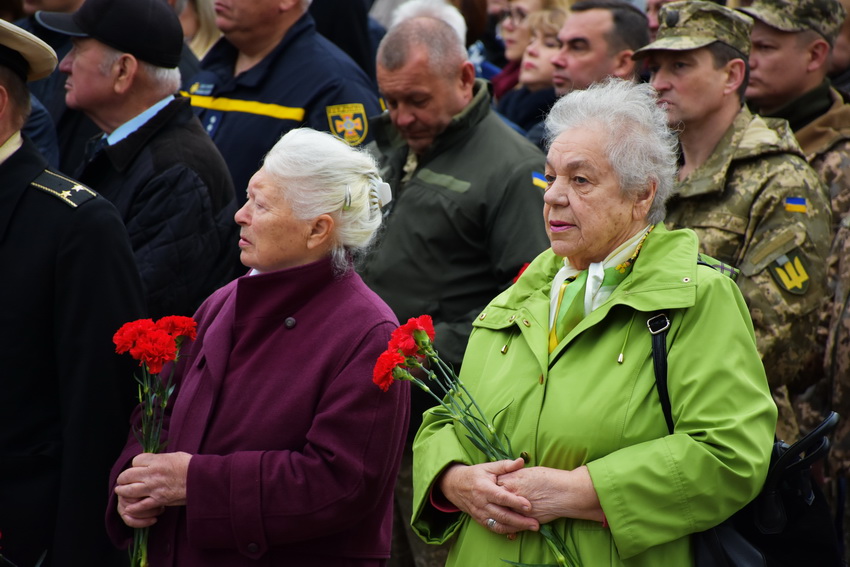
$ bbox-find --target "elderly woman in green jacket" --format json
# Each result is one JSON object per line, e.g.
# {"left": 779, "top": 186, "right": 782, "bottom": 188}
{"left": 410, "top": 78, "right": 778, "bottom": 566}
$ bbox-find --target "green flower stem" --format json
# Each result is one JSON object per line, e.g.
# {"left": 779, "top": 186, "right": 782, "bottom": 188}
{"left": 396, "top": 341, "right": 580, "bottom": 567}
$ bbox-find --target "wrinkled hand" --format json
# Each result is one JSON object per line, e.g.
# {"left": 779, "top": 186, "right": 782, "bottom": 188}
{"left": 115, "top": 452, "right": 192, "bottom": 528}
{"left": 497, "top": 465, "right": 604, "bottom": 525}
{"left": 439, "top": 459, "right": 540, "bottom": 535}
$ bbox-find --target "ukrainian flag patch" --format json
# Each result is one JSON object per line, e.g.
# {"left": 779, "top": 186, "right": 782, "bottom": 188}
{"left": 784, "top": 197, "right": 807, "bottom": 213}
{"left": 532, "top": 172, "right": 548, "bottom": 190}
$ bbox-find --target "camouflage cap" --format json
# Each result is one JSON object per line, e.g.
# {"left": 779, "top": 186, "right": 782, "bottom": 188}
{"left": 633, "top": 0, "right": 754, "bottom": 59}
{"left": 739, "top": 0, "right": 847, "bottom": 45}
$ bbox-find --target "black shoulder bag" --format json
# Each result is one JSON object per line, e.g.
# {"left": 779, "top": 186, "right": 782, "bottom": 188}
{"left": 647, "top": 312, "right": 842, "bottom": 567}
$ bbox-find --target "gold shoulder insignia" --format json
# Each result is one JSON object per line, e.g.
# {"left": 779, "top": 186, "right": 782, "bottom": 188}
{"left": 30, "top": 169, "right": 97, "bottom": 208}
{"left": 326, "top": 103, "right": 368, "bottom": 146}
{"left": 768, "top": 250, "right": 810, "bottom": 295}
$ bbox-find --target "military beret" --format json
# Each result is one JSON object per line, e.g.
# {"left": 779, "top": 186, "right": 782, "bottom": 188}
{"left": 740, "top": 0, "right": 847, "bottom": 45}
{"left": 633, "top": 0, "right": 754, "bottom": 59}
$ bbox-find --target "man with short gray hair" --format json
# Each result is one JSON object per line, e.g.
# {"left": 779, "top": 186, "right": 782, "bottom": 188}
{"left": 362, "top": 10, "right": 549, "bottom": 567}
{"left": 38, "top": 0, "right": 239, "bottom": 317}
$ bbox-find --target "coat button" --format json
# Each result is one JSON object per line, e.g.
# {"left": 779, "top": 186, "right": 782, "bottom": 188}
{"left": 247, "top": 543, "right": 259, "bottom": 553}
{"left": 284, "top": 317, "right": 296, "bottom": 329}
{"left": 479, "top": 312, "right": 487, "bottom": 320}
{"left": 522, "top": 319, "right": 531, "bottom": 327}
{"left": 508, "top": 315, "right": 516, "bottom": 322}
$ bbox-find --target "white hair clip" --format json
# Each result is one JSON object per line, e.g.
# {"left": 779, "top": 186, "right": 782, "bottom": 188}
{"left": 369, "top": 181, "right": 393, "bottom": 218}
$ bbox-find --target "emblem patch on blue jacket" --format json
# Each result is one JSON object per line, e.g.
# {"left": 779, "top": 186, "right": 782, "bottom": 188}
{"left": 327, "top": 104, "right": 368, "bottom": 146}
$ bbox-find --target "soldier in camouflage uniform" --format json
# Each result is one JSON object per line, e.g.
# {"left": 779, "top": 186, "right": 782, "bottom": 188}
{"left": 743, "top": 0, "right": 850, "bottom": 234}
{"left": 739, "top": 1, "right": 850, "bottom": 555}
{"left": 633, "top": 1, "right": 832, "bottom": 444}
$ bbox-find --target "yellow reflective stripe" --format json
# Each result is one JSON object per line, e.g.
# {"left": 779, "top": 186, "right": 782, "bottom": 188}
{"left": 181, "top": 92, "right": 305, "bottom": 121}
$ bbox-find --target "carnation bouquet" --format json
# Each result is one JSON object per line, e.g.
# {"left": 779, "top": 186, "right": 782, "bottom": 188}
{"left": 373, "top": 315, "right": 578, "bottom": 567}
{"left": 113, "top": 316, "right": 197, "bottom": 567}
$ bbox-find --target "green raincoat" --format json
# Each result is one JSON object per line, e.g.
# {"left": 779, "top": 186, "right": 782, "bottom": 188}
{"left": 412, "top": 225, "right": 777, "bottom": 566}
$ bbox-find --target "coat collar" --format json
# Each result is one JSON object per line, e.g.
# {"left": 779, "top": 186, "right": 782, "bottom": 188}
{"left": 794, "top": 87, "right": 850, "bottom": 159}
{"left": 94, "top": 97, "right": 190, "bottom": 173}
{"left": 475, "top": 225, "right": 702, "bottom": 368}
{"left": 233, "top": 256, "right": 340, "bottom": 324}
{"left": 676, "top": 106, "right": 804, "bottom": 199}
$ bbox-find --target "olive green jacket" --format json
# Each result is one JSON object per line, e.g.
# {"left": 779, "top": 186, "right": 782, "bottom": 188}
{"left": 412, "top": 225, "right": 777, "bottom": 566}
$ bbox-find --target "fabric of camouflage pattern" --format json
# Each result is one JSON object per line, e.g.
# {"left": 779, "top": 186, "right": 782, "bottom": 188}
{"left": 796, "top": 87, "right": 850, "bottom": 234}
{"left": 665, "top": 107, "right": 832, "bottom": 444}
{"left": 791, "top": 87, "right": 850, "bottom": 560}
{"left": 633, "top": 0, "right": 753, "bottom": 59}
{"left": 740, "top": 0, "right": 847, "bottom": 45}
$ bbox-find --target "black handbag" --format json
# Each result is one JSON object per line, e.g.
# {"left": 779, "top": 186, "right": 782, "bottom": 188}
{"left": 647, "top": 312, "right": 842, "bottom": 567}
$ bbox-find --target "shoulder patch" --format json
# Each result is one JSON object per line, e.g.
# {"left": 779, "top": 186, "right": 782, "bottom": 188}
{"left": 30, "top": 169, "right": 97, "bottom": 208}
{"left": 784, "top": 197, "right": 808, "bottom": 213}
{"left": 532, "top": 171, "right": 548, "bottom": 190}
{"left": 697, "top": 253, "right": 740, "bottom": 282}
{"left": 326, "top": 103, "right": 368, "bottom": 146}
{"left": 768, "top": 250, "right": 810, "bottom": 295}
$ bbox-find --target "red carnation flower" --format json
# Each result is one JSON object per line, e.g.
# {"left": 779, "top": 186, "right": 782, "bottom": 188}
{"left": 130, "top": 329, "right": 178, "bottom": 374}
{"left": 155, "top": 315, "right": 197, "bottom": 341}
{"left": 389, "top": 315, "right": 435, "bottom": 356}
{"left": 113, "top": 319, "right": 157, "bottom": 355}
{"left": 373, "top": 350, "right": 406, "bottom": 392}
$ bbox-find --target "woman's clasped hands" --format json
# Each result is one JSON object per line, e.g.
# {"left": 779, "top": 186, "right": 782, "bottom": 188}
{"left": 439, "top": 458, "right": 604, "bottom": 537}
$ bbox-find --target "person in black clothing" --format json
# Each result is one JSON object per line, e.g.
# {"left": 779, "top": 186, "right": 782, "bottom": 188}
{"left": 0, "top": 17, "right": 146, "bottom": 567}
{"left": 38, "top": 0, "right": 239, "bottom": 317}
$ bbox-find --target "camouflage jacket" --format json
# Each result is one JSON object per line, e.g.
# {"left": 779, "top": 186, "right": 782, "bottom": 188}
{"left": 795, "top": 87, "right": 850, "bottom": 231}
{"left": 794, "top": 89, "right": 850, "bottom": 471}
{"left": 665, "top": 107, "right": 831, "bottom": 397}
{"left": 823, "top": 218, "right": 850, "bottom": 472}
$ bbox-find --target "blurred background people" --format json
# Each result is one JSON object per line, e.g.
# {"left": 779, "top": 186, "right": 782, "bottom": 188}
{"left": 106, "top": 128, "right": 409, "bottom": 567}
{"left": 490, "top": 0, "right": 570, "bottom": 101}
{"left": 496, "top": 7, "right": 565, "bottom": 131}
{"left": 184, "top": 0, "right": 381, "bottom": 202}
{"left": 177, "top": 0, "right": 220, "bottom": 59}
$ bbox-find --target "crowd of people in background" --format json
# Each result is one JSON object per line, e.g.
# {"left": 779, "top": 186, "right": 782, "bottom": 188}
{"left": 1, "top": 0, "right": 850, "bottom": 565}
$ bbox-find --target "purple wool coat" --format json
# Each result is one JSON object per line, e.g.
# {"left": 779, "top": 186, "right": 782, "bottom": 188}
{"left": 106, "top": 257, "right": 409, "bottom": 566}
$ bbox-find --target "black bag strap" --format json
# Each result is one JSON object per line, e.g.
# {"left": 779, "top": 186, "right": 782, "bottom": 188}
{"left": 647, "top": 312, "right": 673, "bottom": 434}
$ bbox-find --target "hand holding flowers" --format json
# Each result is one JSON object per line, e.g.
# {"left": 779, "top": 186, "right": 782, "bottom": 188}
{"left": 373, "top": 315, "right": 579, "bottom": 567}
{"left": 113, "top": 315, "right": 197, "bottom": 567}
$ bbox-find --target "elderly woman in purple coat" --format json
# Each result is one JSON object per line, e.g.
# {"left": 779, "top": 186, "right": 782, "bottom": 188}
{"left": 105, "top": 128, "right": 410, "bottom": 566}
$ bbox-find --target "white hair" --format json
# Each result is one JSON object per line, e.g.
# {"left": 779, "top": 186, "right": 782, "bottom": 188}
{"left": 390, "top": 0, "right": 467, "bottom": 45}
{"left": 98, "top": 45, "right": 181, "bottom": 96}
{"left": 262, "top": 128, "right": 388, "bottom": 273}
{"left": 545, "top": 78, "right": 679, "bottom": 225}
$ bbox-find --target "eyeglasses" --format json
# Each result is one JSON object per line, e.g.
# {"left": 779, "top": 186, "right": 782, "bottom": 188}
{"left": 499, "top": 6, "right": 529, "bottom": 24}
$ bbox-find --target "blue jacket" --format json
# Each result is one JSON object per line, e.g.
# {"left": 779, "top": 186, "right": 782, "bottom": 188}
{"left": 184, "top": 13, "right": 381, "bottom": 199}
